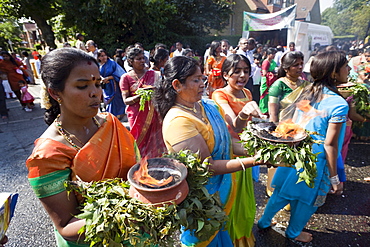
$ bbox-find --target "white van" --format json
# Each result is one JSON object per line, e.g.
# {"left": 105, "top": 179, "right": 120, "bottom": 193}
{"left": 288, "top": 21, "right": 334, "bottom": 63}
{"left": 247, "top": 21, "right": 333, "bottom": 64}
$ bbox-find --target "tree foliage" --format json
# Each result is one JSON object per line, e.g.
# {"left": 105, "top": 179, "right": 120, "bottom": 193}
{"left": 60, "top": 0, "right": 232, "bottom": 52}
{"left": 0, "top": 0, "right": 232, "bottom": 52}
{"left": 0, "top": 0, "right": 62, "bottom": 48}
{"left": 322, "top": 0, "right": 370, "bottom": 40}
{"left": 0, "top": 17, "right": 22, "bottom": 50}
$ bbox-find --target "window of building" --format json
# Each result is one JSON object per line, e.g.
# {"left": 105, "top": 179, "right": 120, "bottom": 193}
{"left": 268, "top": 0, "right": 282, "bottom": 5}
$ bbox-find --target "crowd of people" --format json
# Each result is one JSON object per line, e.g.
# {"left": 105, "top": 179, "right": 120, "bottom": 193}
{"left": 1, "top": 33, "right": 369, "bottom": 246}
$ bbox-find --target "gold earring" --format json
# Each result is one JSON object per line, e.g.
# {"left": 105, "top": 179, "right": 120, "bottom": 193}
{"left": 57, "top": 98, "right": 62, "bottom": 105}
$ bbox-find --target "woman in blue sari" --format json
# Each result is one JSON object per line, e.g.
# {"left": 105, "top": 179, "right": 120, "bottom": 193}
{"left": 153, "top": 56, "right": 267, "bottom": 247}
{"left": 258, "top": 51, "right": 350, "bottom": 243}
{"left": 98, "top": 49, "right": 126, "bottom": 119}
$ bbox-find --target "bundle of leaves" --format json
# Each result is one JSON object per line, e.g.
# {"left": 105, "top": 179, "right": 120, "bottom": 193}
{"left": 166, "top": 151, "right": 227, "bottom": 241}
{"left": 339, "top": 83, "right": 370, "bottom": 128}
{"left": 65, "top": 150, "right": 226, "bottom": 247}
{"left": 240, "top": 122, "right": 319, "bottom": 188}
{"left": 135, "top": 88, "right": 154, "bottom": 111}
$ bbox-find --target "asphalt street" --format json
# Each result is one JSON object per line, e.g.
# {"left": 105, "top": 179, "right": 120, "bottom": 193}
{"left": 0, "top": 80, "right": 369, "bottom": 246}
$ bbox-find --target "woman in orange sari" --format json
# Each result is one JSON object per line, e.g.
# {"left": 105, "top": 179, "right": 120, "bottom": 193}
{"left": 212, "top": 54, "right": 264, "bottom": 247}
{"left": 26, "top": 48, "right": 139, "bottom": 246}
{"left": 205, "top": 40, "right": 227, "bottom": 98}
{"left": 120, "top": 47, "right": 166, "bottom": 158}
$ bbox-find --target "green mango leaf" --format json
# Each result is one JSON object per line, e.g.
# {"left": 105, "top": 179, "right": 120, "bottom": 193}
{"left": 196, "top": 220, "right": 205, "bottom": 232}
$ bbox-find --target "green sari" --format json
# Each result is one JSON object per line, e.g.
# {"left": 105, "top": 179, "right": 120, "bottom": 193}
{"left": 259, "top": 59, "right": 277, "bottom": 114}
{"left": 274, "top": 79, "right": 310, "bottom": 121}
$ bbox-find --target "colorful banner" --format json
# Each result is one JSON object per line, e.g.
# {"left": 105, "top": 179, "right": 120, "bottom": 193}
{"left": 243, "top": 4, "right": 297, "bottom": 31}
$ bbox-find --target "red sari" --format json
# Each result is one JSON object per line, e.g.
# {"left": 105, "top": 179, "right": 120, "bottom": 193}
{"left": 0, "top": 59, "right": 28, "bottom": 91}
{"left": 120, "top": 70, "right": 166, "bottom": 158}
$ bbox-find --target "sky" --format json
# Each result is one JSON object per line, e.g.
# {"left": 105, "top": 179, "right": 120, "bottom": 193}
{"left": 320, "top": 0, "right": 335, "bottom": 13}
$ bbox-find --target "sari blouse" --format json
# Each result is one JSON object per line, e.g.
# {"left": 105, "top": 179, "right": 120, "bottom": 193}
{"left": 268, "top": 78, "right": 293, "bottom": 104}
{"left": 162, "top": 104, "right": 215, "bottom": 153}
{"left": 119, "top": 70, "right": 160, "bottom": 127}
{"left": 212, "top": 88, "right": 253, "bottom": 139}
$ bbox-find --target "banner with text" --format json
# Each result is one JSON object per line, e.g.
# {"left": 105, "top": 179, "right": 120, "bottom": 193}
{"left": 243, "top": 4, "right": 297, "bottom": 32}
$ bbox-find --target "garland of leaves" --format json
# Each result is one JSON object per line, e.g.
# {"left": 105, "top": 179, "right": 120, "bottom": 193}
{"left": 64, "top": 150, "right": 226, "bottom": 247}
{"left": 135, "top": 88, "right": 154, "bottom": 111}
{"left": 239, "top": 122, "right": 320, "bottom": 188}
{"left": 167, "top": 151, "right": 227, "bottom": 241}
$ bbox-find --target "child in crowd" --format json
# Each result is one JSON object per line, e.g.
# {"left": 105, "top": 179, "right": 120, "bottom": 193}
{"left": 1, "top": 72, "right": 16, "bottom": 98}
{"left": 18, "top": 80, "right": 34, "bottom": 112}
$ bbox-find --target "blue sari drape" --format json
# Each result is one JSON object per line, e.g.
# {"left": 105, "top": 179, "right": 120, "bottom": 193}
{"left": 99, "top": 59, "right": 126, "bottom": 116}
{"left": 181, "top": 99, "right": 235, "bottom": 247}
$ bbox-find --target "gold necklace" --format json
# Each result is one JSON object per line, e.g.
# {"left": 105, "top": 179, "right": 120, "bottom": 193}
{"left": 175, "top": 103, "right": 208, "bottom": 124}
{"left": 284, "top": 77, "right": 299, "bottom": 86}
{"left": 175, "top": 103, "right": 197, "bottom": 113}
{"left": 133, "top": 70, "right": 146, "bottom": 82}
{"left": 54, "top": 115, "right": 101, "bottom": 150}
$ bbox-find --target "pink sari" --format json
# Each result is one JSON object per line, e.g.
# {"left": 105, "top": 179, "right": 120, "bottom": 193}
{"left": 120, "top": 70, "right": 166, "bottom": 158}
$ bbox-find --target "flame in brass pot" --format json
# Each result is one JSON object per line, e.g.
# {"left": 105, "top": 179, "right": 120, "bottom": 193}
{"left": 132, "top": 156, "right": 173, "bottom": 188}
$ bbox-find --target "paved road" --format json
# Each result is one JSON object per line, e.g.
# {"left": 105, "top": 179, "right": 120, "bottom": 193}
{"left": 0, "top": 80, "right": 369, "bottom": 246}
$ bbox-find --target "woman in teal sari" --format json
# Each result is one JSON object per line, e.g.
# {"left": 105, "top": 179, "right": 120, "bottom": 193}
{"left": 258, "top": 51, "right": 349, "bottom": 243}
{"left": 259, "top": 48, "right": 277, "bottom": 115}
{"left": 153, "top": 56, "right": 267, "bottom": 246}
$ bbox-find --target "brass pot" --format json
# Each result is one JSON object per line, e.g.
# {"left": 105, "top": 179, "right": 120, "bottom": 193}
{"left": 127, "top": 158, "right": 189, "bottom": 206}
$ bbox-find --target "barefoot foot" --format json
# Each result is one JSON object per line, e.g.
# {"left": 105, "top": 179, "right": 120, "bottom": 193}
{"left": 294, "top": 231, "right": 313, "bottom": 243}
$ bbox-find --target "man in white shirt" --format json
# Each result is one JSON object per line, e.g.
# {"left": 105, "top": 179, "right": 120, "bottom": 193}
{"left": 86, "top": 40, "right": 98, "bottom": 59}
{"left": 172, "top": 42, "right": 184, "bottom": 57}
{"left": 236, "top": 37, "right": 256, "bottom": 93}
{"left": 251, "top": 53, "right": 262, "bottom": 103}
{"left": 245, "top": 38, "right": 256, "bottom": 64}
{"left": 75, "top": 33, "right": 87, "bottom": 52}
{"left": 274, "top": 45, "right": 284, "bottom": 67}
{"left": 236, "top": 38, "right": 248, "bottom": 56}
{"left": 220, "top": 39, "right": 232, "bottom": 57}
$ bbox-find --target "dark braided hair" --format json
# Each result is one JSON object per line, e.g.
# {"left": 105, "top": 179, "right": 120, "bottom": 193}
{"left": 41, "top": 48, "right": 99, "bottom": 125}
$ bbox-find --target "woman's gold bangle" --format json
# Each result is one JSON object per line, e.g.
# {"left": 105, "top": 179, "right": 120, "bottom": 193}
{"left": 238, "top": 113, "right": 249, "bottom": 121}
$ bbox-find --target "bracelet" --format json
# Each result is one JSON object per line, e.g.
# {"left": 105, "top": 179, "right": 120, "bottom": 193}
{"left": 236, "top": 157, "right": 246, "bottom": 171}
{"left": 363, "top": 118, "right": 367, "bottom": 123}
{"left": 238, "top": 113, "right": 249, "bottom": 121}
{"left": 329, "top": 175, "right": 340, "bottom": 186}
